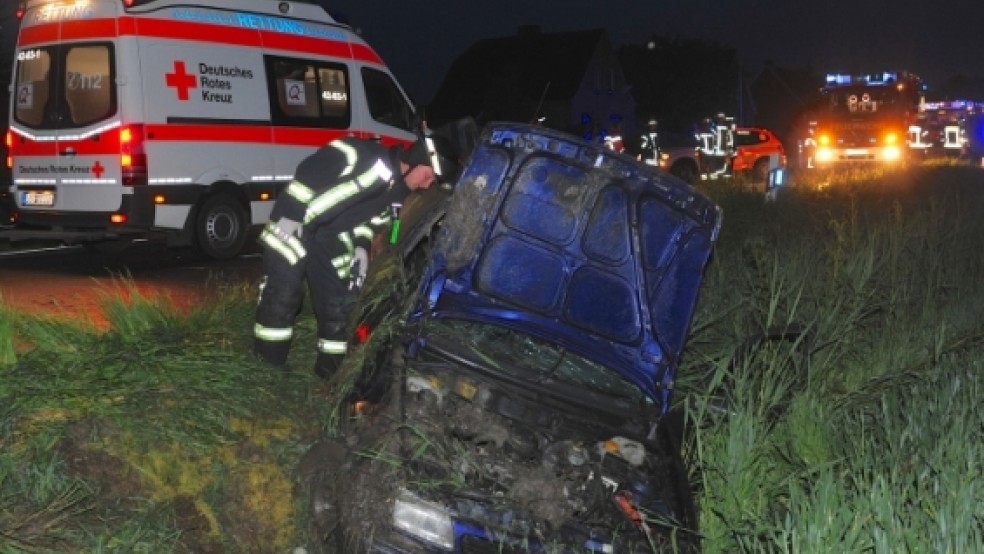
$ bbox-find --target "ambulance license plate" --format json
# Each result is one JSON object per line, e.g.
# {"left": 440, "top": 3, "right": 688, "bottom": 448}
{"left": 21, "top": 190, "right": 55, "bottom": 207}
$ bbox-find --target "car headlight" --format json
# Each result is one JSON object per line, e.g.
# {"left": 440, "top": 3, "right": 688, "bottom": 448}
{"left": 815, "top": 147, "right": 834, "bottom": 162}
{"left": 882, "top": 145, "right": 902, "bottom": 161}
{"left": 392, "top": 489, "right": 455, "bottom": 550}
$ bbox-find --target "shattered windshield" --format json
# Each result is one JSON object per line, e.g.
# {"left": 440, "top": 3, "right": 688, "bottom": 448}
{"left": 424, "top": 319, "right": 651, "bottom": 406}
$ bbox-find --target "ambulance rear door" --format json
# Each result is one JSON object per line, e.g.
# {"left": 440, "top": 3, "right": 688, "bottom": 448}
{"left": 11, "top": 0, "right": 125, "bottom": 220}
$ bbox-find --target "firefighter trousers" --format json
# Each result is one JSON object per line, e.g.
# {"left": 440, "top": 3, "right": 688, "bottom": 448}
{"left": 253, "top": 227, "right": 356, "bottom": 378}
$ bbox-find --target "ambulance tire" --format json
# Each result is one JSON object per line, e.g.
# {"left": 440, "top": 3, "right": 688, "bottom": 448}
{"left": 194, "top": 193, "right": 248, "bottom": 260}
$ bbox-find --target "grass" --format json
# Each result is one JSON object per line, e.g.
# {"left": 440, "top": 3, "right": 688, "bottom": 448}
{"left": 680, "top": 163, "right": 984, "bottom": 553}
{"left": 0, "top": 283, "right": 332, "bottom": 552}
{"left": 1, "top": 162, "right": 983, "bottom": 552}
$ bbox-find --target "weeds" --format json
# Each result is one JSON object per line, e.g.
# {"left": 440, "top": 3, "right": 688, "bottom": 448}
{"left": 2, "top": 164, "right": 983, "bottom": 552}
{"left": 0, "top": 282, "right": 329, "bottom": 552}
{"left": 682, "top": 164, "right": 984, "bottom": 553}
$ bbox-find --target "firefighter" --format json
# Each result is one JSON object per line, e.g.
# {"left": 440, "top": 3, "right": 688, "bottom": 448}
{"left": 638, "top": 118, "right": 659, "bottom": 166}
{"left": 253, "top": 129, "right": 464, "bottom": 378}
{"left": 604, "top": 122, "right": 625, "bottom": 154}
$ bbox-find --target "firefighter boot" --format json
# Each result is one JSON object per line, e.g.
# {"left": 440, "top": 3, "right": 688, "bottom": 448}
{"left": 253, "top": 337, "right": 292, "bottom": 367}
{"left": 312, "top": 302, "right": 352, "bottom": 379}
{"left": 314, "top": 352, "right": 345, "bottom": 380}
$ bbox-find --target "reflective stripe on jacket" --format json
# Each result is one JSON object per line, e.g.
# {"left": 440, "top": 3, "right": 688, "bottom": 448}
{"left": 259, "top": 220, "right": 307, "bottom": 265}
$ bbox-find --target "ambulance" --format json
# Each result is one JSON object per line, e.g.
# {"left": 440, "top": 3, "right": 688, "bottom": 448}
{"left": 5, "top": 0, "right": 419, "bottom": 258}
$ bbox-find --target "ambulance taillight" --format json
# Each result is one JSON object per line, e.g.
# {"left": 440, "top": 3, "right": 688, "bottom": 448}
{"left": 4, "top": 130, "right": 11, "bottom": 169}
{"left": 120, "top": 125, "right": 148, "bottom": 186}
{"left": 15, "top": 1, "right": 26, "bottom": 19}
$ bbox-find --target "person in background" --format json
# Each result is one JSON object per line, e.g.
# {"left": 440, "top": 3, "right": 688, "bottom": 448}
{"left": 604, "top": 122, "right": 625, "bottom": 154}
{"left": 638, "top": 118, "right": 659, "bottom": 166}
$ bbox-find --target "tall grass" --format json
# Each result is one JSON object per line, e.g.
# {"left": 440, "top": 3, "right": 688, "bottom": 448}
{"left": 681, "top": 165, "right": 984, "bottom": 553}
{"left": 2, "top": 165, "right": 983, "bottom": 552}
{"left": 0, "top": 281, "right": 331, "bottom": 552}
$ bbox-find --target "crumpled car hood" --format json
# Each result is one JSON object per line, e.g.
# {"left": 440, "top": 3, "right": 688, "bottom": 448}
{"left": 412, "top": 123, "right": 721, "bottom": 410}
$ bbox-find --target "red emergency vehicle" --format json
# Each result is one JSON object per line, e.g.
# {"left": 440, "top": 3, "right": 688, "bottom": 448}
{"left": 806, "top": 71, "right": 923, "bottom": 168}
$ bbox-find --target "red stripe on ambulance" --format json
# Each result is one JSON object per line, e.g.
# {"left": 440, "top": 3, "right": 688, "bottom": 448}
{"left": 8, "top": 0, "right": 417, "bottom": 260}
{"left": 19, "top": 17, "right": 382, "bottom": 65}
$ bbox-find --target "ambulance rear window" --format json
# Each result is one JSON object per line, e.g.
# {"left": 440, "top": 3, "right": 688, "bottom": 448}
{"left": 14, "top": 43, "right": 115, "bottom": 130}
{"left": 266, "top": 56, "right": 351, "bottom": 129}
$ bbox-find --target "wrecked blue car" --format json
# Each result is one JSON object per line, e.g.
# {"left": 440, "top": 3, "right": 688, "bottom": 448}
{"left": 303, "top": 122, "right": 721, "bottom": 553}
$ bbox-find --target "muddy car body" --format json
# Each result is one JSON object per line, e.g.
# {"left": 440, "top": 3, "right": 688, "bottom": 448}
{"left": 306, "top": 122, "right": 721, "bottom": 553}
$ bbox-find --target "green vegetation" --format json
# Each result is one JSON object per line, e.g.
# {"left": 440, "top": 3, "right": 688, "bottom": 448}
{"left": 681, "top": 164, "right": 984, "bottom": 552}
{"left": 0, "top": 283, "right": 331, "bottom": 552}
{"left": 2, "top": 163, "right": 983, "bottom": 552}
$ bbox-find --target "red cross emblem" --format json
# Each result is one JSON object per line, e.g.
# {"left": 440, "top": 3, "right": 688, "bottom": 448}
{"left": 91, "top": 161, "right": 105, "bottom": 178}
{"left": 165, "top": 60, "right": 197, "bottom": 101}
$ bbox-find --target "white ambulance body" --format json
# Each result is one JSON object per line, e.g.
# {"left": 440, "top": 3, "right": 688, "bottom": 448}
{"left": 6, "top": 0, "right": 418, "bottom": 258}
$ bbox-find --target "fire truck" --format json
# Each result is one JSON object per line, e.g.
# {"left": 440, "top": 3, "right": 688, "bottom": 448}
{"left": 908, "top": 99, "right": 984, "bottom": 159}
{"left": 804, "top": 71, "right": 924, "bottom": 168}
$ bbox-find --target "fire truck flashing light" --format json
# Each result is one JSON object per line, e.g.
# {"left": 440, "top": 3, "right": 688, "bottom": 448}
{"left": 824, "top": 72, "right": 925, "bottom": 93}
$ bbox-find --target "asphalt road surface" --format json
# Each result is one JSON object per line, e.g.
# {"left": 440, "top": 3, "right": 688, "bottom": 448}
{"left": 0, "top": 240, "right": 264, "bottom": 329}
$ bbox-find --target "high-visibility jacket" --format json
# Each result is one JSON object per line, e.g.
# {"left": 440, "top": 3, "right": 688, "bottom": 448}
{"left": 253, "top": 137, "right": 411, "bottom": 370}
{"left": 259, "top": 137, "right": 411, "bottom": 274}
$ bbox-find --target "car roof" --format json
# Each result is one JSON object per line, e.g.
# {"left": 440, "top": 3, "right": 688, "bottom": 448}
{"left": 411, "top": 122, "right": 721, "bottom": 411}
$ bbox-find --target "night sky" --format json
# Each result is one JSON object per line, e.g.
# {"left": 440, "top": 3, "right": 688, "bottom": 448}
{"left": 322, "top": 0, "right": 984, "bottom": 105}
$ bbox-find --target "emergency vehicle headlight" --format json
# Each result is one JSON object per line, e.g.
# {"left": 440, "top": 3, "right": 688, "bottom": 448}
{"left": 882, "top": 145, "right": 902, "bottom": 161}
{"left": 815, "top": 147, "right": 834, "bottom": 163}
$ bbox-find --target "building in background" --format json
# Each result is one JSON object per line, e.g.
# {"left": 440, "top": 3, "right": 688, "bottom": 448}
{"left": 427, "top": 26, "right": 636, "bottom": 149}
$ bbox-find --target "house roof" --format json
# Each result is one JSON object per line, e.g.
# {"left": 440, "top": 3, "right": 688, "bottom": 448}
{"left": 427, "top": 27, "right": 608, "bottom": 122}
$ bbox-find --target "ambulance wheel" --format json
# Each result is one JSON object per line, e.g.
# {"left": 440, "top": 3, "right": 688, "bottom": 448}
{"left": 195, "top": 193, "right": 248, "bottom": 260}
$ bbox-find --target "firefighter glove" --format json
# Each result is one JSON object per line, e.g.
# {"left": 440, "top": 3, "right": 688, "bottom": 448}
{"left": 274, "top": 217, "right": 303, "bottom": 240}
{"left": 349, "top": 246, "right": 368, "bottom": 290}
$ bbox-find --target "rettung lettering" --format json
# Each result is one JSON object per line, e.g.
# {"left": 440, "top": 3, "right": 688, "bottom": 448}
{"left": 171, "top": 7, "right": 346, "bottom": 41}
